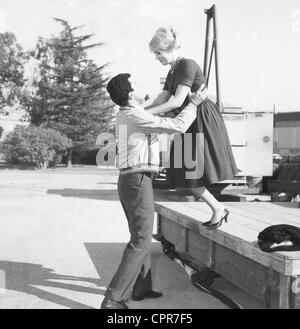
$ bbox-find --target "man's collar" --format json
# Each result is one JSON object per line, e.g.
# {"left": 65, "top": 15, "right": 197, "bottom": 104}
{"left": 119, "top": 103, "right": 144, "bottom": 111}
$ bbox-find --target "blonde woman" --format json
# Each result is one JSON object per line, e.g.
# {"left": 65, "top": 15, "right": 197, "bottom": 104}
{"left": 146, "top": 27, "right": 238, "bottom": 229}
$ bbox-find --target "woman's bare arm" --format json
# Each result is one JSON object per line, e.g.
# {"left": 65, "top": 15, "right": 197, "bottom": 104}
{"left": 147, "top": 85, "right": 191, "bottom": 115}
{"left": 142, "top": 90, "right": 172, "bottom": 109}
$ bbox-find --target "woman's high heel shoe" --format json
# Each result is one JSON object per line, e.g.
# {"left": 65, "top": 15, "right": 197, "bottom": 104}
{"left": 202, "top": 209, "right": 229, "bottom": 227}
{"left": 202, "top": 221, "right": 212, "bottom": 227}
{"left": 206, "top": 209, "right": 229, "bottom": 230}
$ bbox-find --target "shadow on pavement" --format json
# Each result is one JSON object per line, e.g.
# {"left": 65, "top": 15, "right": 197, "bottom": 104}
{"left": 84, "top": 242, "right": 164, "bottom": 288}
{"left": 47, "top": 188, "right": 189, "bottom": 202}
{"left": 0, "top": 261, "right": 104, "bottom": 309}
{"left": 84, "top": 242, "right": 226, "bottom": 309}
{"left": 47, "top": 189, "right": 120, "bottom": 201}
{"left": 84, "top": 242, "right": 171, "bottom": 292}
{"left": 84, "top": 242, "right": 168, "bottom": 304}
{"left": 84, "top": 242, "right": 127, "bottom": 288}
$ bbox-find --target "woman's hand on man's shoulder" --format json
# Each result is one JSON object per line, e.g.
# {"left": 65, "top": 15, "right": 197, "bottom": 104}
{"left": 189, "top": 84, "right": 208, "bottom": 106}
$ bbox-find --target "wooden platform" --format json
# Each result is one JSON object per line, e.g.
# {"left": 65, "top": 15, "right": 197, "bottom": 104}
{"left": 155, "top": 201, "right": 300, "bottom": 308}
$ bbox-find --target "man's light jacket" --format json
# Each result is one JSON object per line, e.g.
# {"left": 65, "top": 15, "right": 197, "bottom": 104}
{"left": 116, "top": 103, "right": 197, "bottom": 175}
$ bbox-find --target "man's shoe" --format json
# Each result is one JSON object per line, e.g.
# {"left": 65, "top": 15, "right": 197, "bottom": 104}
{"left": 132, "top": 290, "right": 163, "bottom": 301}
{"left": 101, "top": 298, "right": 128, "bottom": 309}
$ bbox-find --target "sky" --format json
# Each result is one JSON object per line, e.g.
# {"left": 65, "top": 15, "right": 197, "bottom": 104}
{"left": 0, "top": 0, "right": 300, "bottom": 112}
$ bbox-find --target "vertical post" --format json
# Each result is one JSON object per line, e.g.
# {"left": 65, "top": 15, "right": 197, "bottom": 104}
{"left": 265, "top": 270, "right": 291, "bottom": 309}
{"left": 203, "top": 9, "right": 212, "bottom": 78}
{"left": 212, "top": 5, "right": 223, "bottom": 112}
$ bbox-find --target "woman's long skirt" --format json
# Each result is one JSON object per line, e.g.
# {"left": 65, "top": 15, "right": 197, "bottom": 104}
{"left": 167, "top": 98, "right": 239, "bottom": 188}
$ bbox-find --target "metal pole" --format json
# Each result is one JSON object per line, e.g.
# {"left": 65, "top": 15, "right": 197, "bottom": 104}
{"left": 206, "top": 41, "right": 215, "bottom": 86}
{"left": 212, "top": 5, "right": 223, "bottom": 112}
{"left": 203, "top": 8, "right": 212, "bottom": 79}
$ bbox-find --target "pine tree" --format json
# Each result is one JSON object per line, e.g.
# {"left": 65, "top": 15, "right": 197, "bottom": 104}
{"left": 23, "top": 19, "right": 115, "bottom": 167}
{"left": 0, "top": 32, "right": 26, "bottom": 114}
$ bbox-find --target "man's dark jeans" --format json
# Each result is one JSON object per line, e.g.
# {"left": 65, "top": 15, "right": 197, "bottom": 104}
{"left": 105, "top": 172, "right": 154, "bottom": 302}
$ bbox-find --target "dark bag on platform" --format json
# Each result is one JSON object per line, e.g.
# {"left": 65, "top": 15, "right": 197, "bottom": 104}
{"left": 258, "top": 224, "right": 300, "bottom": 252}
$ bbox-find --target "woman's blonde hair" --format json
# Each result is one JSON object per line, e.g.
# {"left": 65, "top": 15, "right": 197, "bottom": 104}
{"left": 149, "top": 27, "right": 181, "bottom": 53}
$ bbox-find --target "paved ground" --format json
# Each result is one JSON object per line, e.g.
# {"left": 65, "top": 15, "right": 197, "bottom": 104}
{"left": 0, "top": 166, "right": 263, "bottom": 309}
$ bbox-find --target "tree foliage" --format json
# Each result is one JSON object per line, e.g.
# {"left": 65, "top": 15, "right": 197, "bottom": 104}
{"left": 0, "top": 32, "right": 27, "bottom": 113}
{"left": 0, "top": 125, "right": 72, "bottom": 169}
{"left": 22, "top": 19, "right": 115, "bottom": 166}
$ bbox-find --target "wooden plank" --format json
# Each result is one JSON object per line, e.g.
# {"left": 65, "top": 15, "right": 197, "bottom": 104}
{"left": 186, "top": 202, "right": 273, "bottom": 232}
{"left": 159, "top": 202, "right": 265, "bottom": 231}
{"left": 156, "top": 202, "right": 211, "bottom": 220}
{"left": 160, "top": 214, "right": 280, "bottom": 306}
{"left": 263, "top": 270, "right": 280, "bottom": 309}
{"left": 278, "top": 275, "right": 291, "bottom": 309}
{"left": 187, "top": 230, "right": 211, "bottom": 265}
{"left": 156, "top": 203, "right": 258, "bottom": 243}
{"left": 182, "top": 201, "right": 300, "bottom": 230}
{"left": 234, "top": 202, "right": 300, "bottom": 223}
{"left": 227, "top": 205, "right": 300, "bottom": 228}
{"left": 213, "top": 243, "right": 271, "bottom": 303}
{"left": 155, "top": 202, "right": 300, "bottom": 275}
{"left": 264, "top": 272, "right": 292, "bottom": 309}
{"left": 160, "top": 216, "right": 186, "bottom": 252}
{"left": 157, "top": 202, "right": 298, "bottom": 249}
{"left": 156, "top": 202, "right": 299, "bottom": 262}
{"left": 156, "top": 202, "right": 282, "bottom": 245}
{"left": 157, "top": 202, "right": 300, "bottom": 307}
{"left": 160, "top": 201, "right": 300, "bottom": 234}
{"left": 272, "top": 202, "right": 300, "bottom": 209}
{"left": 157, "top": 202, "right": 260, "bottom": 241}
{"left": 157, "top": 206, "right": 291, "bottom": 274}
{"left": 223, "top": 201, "right": 299, "bottom": 213}
{"left": 252, "top": 202, "right": 300, "bottom": 219}
{"left": 220, "top": 202, "right": 300, "bottom": 225}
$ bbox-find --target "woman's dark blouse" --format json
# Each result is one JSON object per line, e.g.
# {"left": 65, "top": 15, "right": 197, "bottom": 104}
{"left": 163, "top": 58, "right": 206, "bottom": 109}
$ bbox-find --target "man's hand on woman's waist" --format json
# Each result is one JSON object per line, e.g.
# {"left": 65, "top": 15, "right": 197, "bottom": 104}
{"left": 189, "top": 83, "right": 208, "bottom": 107}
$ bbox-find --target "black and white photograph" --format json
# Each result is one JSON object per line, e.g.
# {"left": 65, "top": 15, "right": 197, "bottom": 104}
{"left": 0, "top": 0, "right": 300, "bottom": 315}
